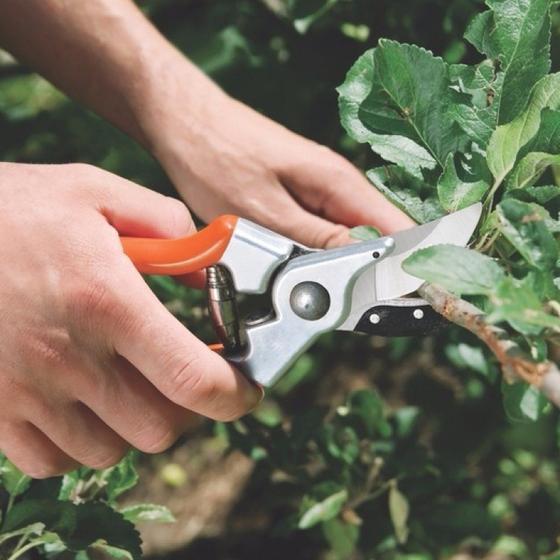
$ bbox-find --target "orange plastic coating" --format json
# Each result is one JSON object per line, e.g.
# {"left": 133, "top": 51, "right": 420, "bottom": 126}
{"left": 121, "top": 215, "right": 238, "bottom": 275}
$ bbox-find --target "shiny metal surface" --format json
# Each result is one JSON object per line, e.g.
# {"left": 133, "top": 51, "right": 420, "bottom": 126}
{"left": 289, "top": 282, "right": 331, "bottom": 320}
{"left": 338, "top": 203, "right": 482, "bottom": 332}
{"left": 215, "top": 205, "right": 481, "bottom": 387}
{"left": 219, "top": 218, "right": 300, "bottom": 294}
{"left": 207, "top": 265, "right": 242, "bottom": 352}
{"left": 229, "top": 237, "right": 395, "bottom": 386}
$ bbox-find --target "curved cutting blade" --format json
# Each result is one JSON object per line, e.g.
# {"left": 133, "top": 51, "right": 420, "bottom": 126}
{"left": 338, "top": 203, "right": 482, "bottom": 332}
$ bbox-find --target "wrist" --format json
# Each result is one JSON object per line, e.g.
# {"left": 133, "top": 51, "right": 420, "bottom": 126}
{"left": 129, "top": 48, "right": 229, "bottom": 156}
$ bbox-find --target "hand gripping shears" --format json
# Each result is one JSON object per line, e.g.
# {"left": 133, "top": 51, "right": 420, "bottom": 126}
{"left": 121, "top": 203, "right": 482, "bottom": 387}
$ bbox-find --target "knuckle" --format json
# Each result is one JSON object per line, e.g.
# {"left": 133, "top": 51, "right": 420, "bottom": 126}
{"left": 82, "top": 445, "right": 128, "bottom": 470}
{"left": 134, "top": 421, "right": 181, "bottom": 454}
{"left": 312, "top": 224, "right": 349, "bottom": 249}
{"left": 164, "top": 353, "right": 250, "bottom": 422}
{"left": 69, "top": 162, "right": 97, "bottom": 177}
{"left": 64, "top": 274, "right": 134, "bottom": 341}
{"left": 66, "top": 275, "right": 115, "bottom": 320}
{"left": 24, "top": 329, "right": 73, "bottom": 372}
{"left": 166, "top": 196, "right": 191, "bottom": 222}
{"left": 167, "top": 354, "right": 214, "bottom": 404}
{"left": 166, "top": 197, "right": 194, "bottom": 237}
{"left": 19, "top": 456, "right": 74, "bottom": 479}
{"left": 69, "top": 164, "right": 111, "bottom": 204}
{"left": 70, "top": 163, "right": 103, "bottom": 190}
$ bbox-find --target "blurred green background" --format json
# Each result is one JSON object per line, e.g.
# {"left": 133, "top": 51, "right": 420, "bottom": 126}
{"left": 1, "top": 1, "right": 560, "bottom": 559}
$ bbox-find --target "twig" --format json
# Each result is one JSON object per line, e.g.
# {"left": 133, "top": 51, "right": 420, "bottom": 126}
{"left": 419, "top": 283, "right": 560, "bottom": 407}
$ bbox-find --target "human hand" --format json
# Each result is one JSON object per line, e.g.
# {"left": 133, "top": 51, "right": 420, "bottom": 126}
{"left": 148, "top": 90, "right": 414, "bottom": 249}
{"left": 0, "top": 0, "right": 412, "bottom": 250}
{"left": 0, "top": 163, "right": 262, "bottom": 478}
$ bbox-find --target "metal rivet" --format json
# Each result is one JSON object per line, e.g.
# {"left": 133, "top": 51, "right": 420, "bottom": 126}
{"left": 372, "top": 251, "right": 380, "bottom": 259}
{"left": 369, "top": 313, "right": 381, "bottom": 325}
{"left": 290, "top": 282, "right": 330, "bottom": 321}
{"left": 413, "top": 309, "right": 424, "bottom": 320}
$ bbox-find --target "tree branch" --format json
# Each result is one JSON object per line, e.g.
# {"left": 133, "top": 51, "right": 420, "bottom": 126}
{"left": 419, "top": 283, "right": 560, "bottom": 407}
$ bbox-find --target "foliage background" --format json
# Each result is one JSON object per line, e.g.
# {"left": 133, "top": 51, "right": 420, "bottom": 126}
{"left": 1, "top": 1, "right": 560, "bottom": 559}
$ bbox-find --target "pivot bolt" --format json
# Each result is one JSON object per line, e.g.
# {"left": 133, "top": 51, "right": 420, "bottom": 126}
{"left": 369, "top": 313, "right": 381, "bottom": 325}
{"left": 290, "top": 282, "right": 330, "bottom": 321}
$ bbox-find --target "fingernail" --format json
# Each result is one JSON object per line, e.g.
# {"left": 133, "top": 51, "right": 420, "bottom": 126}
{"left": 247, "top": 383, "right": 265, "bottom": 413}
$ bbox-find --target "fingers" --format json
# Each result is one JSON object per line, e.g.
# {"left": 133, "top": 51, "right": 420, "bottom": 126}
{"left": 283, "top": 204, "right": 354, "bottom": 249}
{"left": 78, "top": 355, "right": 201, "bottom": 454}
{"left": 25, "top": 400, "right": 129, "bottom": 471}
{"left": 81, "top": 164, "right": 196, "bottom": 238}
{"left": 3, "top": 355, "right": 202, "bottom": 476}
{"left": 0, "top": 422, "right": 78, "bottom": 478}
{"left": 107, "top": 261, "right": 263, "bottom": 422}
{"left": 279, "top": 146, "right": 415, "bottom": 237}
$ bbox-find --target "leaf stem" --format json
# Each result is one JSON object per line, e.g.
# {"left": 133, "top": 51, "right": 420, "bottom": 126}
{"left": 419, "top": 283, "right": 560, "bottom": 407}
{"left": 7, "top": 539, "right": 45, "bottom": 560}
{"left": 348, "top": 480, "right": 392, "bottom": 510}
{"left": 482, "top": 173, "right": 506, "bottom": 216}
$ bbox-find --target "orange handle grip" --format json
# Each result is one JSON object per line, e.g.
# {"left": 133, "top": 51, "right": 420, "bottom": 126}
{"left": 121, "top": 215, "right": 238, "bottom": 275}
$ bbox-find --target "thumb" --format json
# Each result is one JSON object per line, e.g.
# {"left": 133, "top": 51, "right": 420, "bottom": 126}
{"left": 108, "top": 261, "right": 264, "bottom": 422}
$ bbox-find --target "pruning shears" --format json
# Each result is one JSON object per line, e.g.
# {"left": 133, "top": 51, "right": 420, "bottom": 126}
{"left": 121, "top": 203, "right": 482, "bottom": 387}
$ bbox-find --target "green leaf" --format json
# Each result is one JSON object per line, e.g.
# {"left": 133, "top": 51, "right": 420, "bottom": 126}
{"left": 104, "top": 453, "right": 139, "bottom": 503}
{"left": 463, "top": 11, "right": 493, "bottom": 55}
{"left": 388, "top": 480, "right": 409, "bottom": 545}
{"left": 367, "top": 167, "right": 445, "bottom": 224}
{"left": 527, "top": 269, "right": 560, "bottom": 302}
{"left": 298, "top": 490, "right": 348, "bottom": 530}
{"left": 350, "top": 225, "right": 381, "bottom": 241}
{"left": 321, "top": 426, "right": 360, "bottom": 465}
{"left": 337, "top": 49, "right": 377, "bottom": 144}
{"left": 437, "top": 154, "right": 489, "bottom": 212}
{"left": 348, "top": 389, "right": 391, "bottom": 438}
{"left": 120, "top": 504, "right": 175, "bottom": 524}
{"left": 496, "top": 199, "right": 558, "bottom": 269}
{"left": 2, "top": 500, "right": 142, "bottom": 558}
{"left": 370, "top": 134, "right": 437, "bottom": 179}
{"left": 373, "top": 40, "right": 468, "bottom": 166}
{"left": 338, "top": 50, "right": 437, "bottom": 177}
{"left": 58, "top": 468, "right": 93, "bottom": 502}
{"left": 0, "top": 458, "right": 31, "bottom": 498}
{"left": 492, "top": 535, "right": 530, "bottom": 558}
{"left": 521, "top": 108, "right": 560, "bottom": 157}
{"left": 487, "top": 73, "right": 560, "bottom": 184}
{"left": 0, "top": 523, "right": 45, "bottom": 546}
{"left": 393, "top": 407, "right": 421, "bottom": 439}
{"left": 505, "top": 184, "right": 560, "bottom": 205}
{"left": 502, "top": 382, "right": 548, "bottom": 422}
{"left": 445, "top": 342, "right": 494, "bottom": 379}
{"left": 321, "top": 518, "right": 359, "bottom": 559}
{"left": 488, "top": 276, "right": 560, "bottom": 334}
{"left": 403, "top": 245, "right": 505, "bottom": 295}
{"left": 92, "top": 543, "right": 134, "bottom": 560}
{"left": 338, "top": 41, "right": 468, "bottom": 170}
{"left": 508, "top": 151, "right": 560, "bottom": 188}
{"left": 465, "top": 0, "right": 552, "bottom": 125}
{"left": 449, "top": 60, "right": 500, "bottom": 148}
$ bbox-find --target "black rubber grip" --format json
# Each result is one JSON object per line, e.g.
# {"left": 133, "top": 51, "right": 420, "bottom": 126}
{"left": 354, "top": 304, "right": 448, "bottom": 337}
